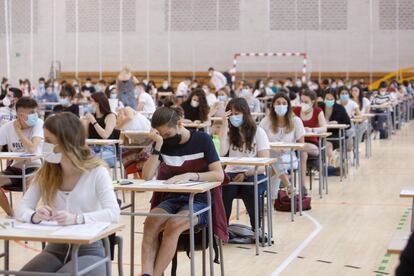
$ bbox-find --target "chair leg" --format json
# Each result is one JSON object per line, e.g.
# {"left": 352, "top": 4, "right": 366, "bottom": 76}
{"left": 236, "top": 199, "right": 240, "bottom": 220}
{"left": 8, "top": 192, "right": 12, "bottom": 208}
{"left": 115, "top": 236, "right": 124, "bottom": 276}
{"left": 171, "top": 251, "right": 178, "bottom": 276}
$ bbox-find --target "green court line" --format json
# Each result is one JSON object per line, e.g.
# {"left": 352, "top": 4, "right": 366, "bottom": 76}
{"left": 376, "top": 208, "right": 410, "bottom": 274}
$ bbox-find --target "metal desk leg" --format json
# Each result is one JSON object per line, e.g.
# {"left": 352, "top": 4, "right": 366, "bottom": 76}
{"left": 70, "top": 244, "right": 81, "bottom": 276}
{"left": 4, "top": 240, "right": 8, "bottom": 273}
{"left": 322, "top": 139, "right": 328, "bottom": 195}
{"left": 411, "top": 198, "right": 414, "bottom": 232}
{"left": 207, "top": 191, "right": 215, "bottom": 276}
{"left": 266, "top": 165, "right": 273, "bottom": 246}
{"left": 298, "top": 150, "right": 303, "bottom": 215}
{"left": 130, "top": 192, "right": 136, "bottom": 276}
{"left": 338, "top": 132, "right": 343, "bottom": 182}
{"left": 289, "top": 150, "right": 295, "bottom": 221}
{"left": 22, "top": 163, "right": 26, "bottom": 193}
{"left": 318, "top": 139, "right": 323, "bottom": 199}
{"left": 113, "top": 145, "right": 118, "bottom": 180}
{"left": 254, "top": 167, "right": 259, "bottom": 255}
{"left": 189, "top": 194, "right": 195, "bottom": 276}
{"left": 343, "top": 129, "right": 348, "bottom": 178}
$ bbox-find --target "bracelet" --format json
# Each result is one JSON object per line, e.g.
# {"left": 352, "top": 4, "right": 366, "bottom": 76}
{"left": 30, "top": 212, "right": 41, "bottom": 224}
{"left": 93, "top": 121, "right": 98, "bottom": 126}
{"left": 196, "top": 173, "right": 200, "bottom": 181}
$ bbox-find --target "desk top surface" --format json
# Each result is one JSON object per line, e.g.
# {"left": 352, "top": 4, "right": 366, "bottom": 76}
{"left": 86, "top": 139, "right": 122, "bottom": 145}
{"left": 0, "top": 153, "right": 43, "bottom": 161}
{"left": 269, "top": 142, "right": 305, "bottom": 150}
{"left": 220, "top": 157, "right": 277, "bottom": 166}
{"left": 0, "top": 220, "right": 123, "bottom": 244}
{"left": 114, "top": 180, "right": 221, "bottom": 193}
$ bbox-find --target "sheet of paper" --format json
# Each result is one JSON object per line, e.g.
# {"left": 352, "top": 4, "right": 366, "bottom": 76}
{"left": 14, "top": 221, "right": 61, "bottom": 231}
{"left": 51, "top": 222, "right": 110, "bottom": 237}
{"left": 144, "top": 180, "right": 205, "bottom": 187}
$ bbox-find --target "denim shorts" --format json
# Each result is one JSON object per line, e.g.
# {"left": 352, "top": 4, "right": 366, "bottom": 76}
{"left": 156, "top": 195, "right": 208, "bottom": 225}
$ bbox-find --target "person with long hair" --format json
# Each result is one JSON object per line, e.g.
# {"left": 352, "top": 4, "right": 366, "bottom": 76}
{"left": 293, "top": 89, "right": 327, "bottom": 159}
{"left": 219, "top": 97, "right": 270, "bottom": 229}
{"left": 16, "top": 112, "right": 120, "bottom": 275}
{"left": 141, "top": 106, "right": 224, "bottom": 276}
{"left": 84, "top": 92, "right": 120, "bottom": 167}
{"left": 350, "top": 85, "right": 370, "bottom": 115}
{"left": 181, "top": 88, "right": 210, "bottom": 123}
{"left": 53, "top": 84, "right": 79, "bottom": 117}
{"left": 259, "top": 92, "right": 308, "bottom": 196}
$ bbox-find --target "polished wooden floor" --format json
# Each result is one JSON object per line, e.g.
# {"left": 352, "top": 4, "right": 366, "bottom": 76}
{"left": 5, "top": 122, "right": 414, "bottom": 276}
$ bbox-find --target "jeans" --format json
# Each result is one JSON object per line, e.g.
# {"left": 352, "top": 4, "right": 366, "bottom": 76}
{"left": 222, "top": 173, "right": 267, "bottom": 229}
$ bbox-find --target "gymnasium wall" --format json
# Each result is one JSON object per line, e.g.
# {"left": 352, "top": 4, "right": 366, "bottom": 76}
{"left": 0, "top": 0, "right": 414, "bottom": 83}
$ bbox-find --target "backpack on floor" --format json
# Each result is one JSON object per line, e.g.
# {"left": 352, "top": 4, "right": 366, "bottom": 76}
{"left": 379, "top": 128, "right": 388, "bottom": 139}
{"left": 274, "top": 190, "right": 312, "bottom": 212}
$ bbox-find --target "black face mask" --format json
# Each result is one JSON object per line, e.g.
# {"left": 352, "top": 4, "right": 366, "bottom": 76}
{"left": 163, "top": 133, "right": 182, "bottom": 147}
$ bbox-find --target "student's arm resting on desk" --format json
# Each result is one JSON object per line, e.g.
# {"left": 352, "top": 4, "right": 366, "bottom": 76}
{"left": 142, "top": 129, "right": 162, "bottom": 180}
{"left": 15, "top": 181, "right": 42, "bottom": 222}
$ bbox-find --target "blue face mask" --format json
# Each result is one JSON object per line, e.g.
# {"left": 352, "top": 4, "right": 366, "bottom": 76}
{"left": 340, "top": 94, "right": 349, "bottom": 102}
{"left": 110, "top": 94, "right": 117, "bottom": 99}
{"left": 26, "top": 113, "right": 38, "bottom": 127}
{"left": 218, "top": 95, "right": 227, "bottom": 102}
{"left": 274, "top": 105, "right": 288, "bottom": 116}
{"left": 229, "top": 115, "right": 243, "bottom": 128}
{"left": 324, "top": 100, "right": 335, "bottom": 108}
{"left": 59, "top": 98, "right": 70, "bottom": 107}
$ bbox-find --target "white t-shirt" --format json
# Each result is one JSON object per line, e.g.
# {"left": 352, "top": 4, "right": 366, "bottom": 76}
{"left": 122, "top": 112, "right": 151, "bottom": 131}
{"left": 361, "top": 97, "right": 371, "bottom": 115}
{"left": 340, "top": 99, "right": 359, "bottom": 118}
{"left": 0, "top": 119, "right": 44, "bottom": 168}
{"left": 224, "top": 126, "right": 270, "bottom": 173}
{"left": 138, "top": 92, "right": 156, "bottom": 113}
{"left": 0, "top": 107, "right": 16, "bottom": 127}
{"left": 206, "top": 93, "right": 218, "bottom": 106}
{"left": 176, "top": 81, "right": 189, "bottom": 97}
{"left": 260, "top": 116, "right": 305, "bottom": 144}
{"left": 15, "top": 166, "right": 120, "bottom": 224}
{"left": 210, "top": 71, "right": 227, "bottom": 91}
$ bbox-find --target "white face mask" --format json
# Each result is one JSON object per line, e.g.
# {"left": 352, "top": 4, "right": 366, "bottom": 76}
{"left": 162, "top": 83, "right": 168, "bottom": 89}
{"left": 42, "top": 142, "right": 62, "bottom": 164}
{"left": 2, "top": 96, "right": 11, "bottom": 107}
{"left": 301, "top": 102, "right": 312, "bottom": 112}
{"left": 191, "top": 100, "right": 199, "bottom": 108}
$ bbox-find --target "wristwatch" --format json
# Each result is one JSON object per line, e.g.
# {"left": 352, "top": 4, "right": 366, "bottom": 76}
{"left": 76, "top": 214, "right": 84, "bottom": 224}
{"left": 151, "top": 147, "right": 161, "bottom": 155}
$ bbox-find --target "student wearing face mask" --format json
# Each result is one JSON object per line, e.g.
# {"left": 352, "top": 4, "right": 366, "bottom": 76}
{"left": 35, "top": 77, "right": 46, "bottom": 99}
{"left": 53, "top": 84, "right": 79, "bottom": 117}
{"left": 15, "top": 112, "right": 119, "bottom": 275}
{"left": 209, "top": 87, "right": 230, "bottom": 118}
{"left": 0, "top": 97, "right": 43, "bottom": 216}
{"left": 219, "top": 97, "right": 270, "bottom": 230}
{"left": 371, "top": 82, "right": 392, "bottom": 137}
{"left": 40, "top": 83, "right": 59, "bottom": 103}
{"left": 338, "top": 87, "right": 360, "bottom": 118}
{"left": 181, "top": 89, "right": 210, "bottom": 125}
{"left": 105, "top": 85, "right": 124, "bottom": 113}
{"left": 136, "top": 83, "right": 156, "bottom": 113}
{"left": 141, "top": 106, "right": 224, "bottom": 276}
{"left": 265, "top": 78, "right": 278, "bottom": 95}
{"left": 259, "top": 93, "right": 308, "bottom": 196}
{"left": 322, "top": 90, "right": 351, "bottom": 164}
{"left": 253, "top": 79, "right": 266, "bottom": 98}
{"left": 81, "top": 78, "right": 96, "bottom": 94}
{"left": 293, "top": 89, "right": 327, "bottom": 158}
{"left": 0, "top": 87, "right": 23, "bottom": 127}
{"left": 84, "top": 92, "right": 120, "bottom": 168}
{"left": 239, "top": 83, "right": 261, "bottom": 113}
{"left": 157, "top": 79, "right": 173, "bottom": 93}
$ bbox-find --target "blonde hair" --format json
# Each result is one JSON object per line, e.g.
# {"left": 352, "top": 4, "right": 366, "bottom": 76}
{"left": 34, "top": 112, "right": 106, "bottom": 206}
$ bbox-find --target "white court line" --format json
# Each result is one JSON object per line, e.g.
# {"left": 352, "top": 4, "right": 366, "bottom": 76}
{"left": 271, "top": 213, "right": 322, "bottom": 276}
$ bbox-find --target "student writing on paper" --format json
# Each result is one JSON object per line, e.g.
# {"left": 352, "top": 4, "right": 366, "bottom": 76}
{"left": 15, "top": 112, "right": 120, "bottom": 276}
{"left": 0, "top": 97, "right": 44, "bottom": 216}
{"left": 219, "top": 97, "right": 270, "bottom": 230}
{"left": 141, "top": 106, "right": 224, "bottom": 276}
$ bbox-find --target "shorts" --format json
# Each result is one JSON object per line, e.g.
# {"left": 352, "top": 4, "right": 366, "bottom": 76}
{"left": 156, "top": 195, "right": 209, "bottom": 225}
{"left": 2, "top": 166, "right": 37, "bottom": 189}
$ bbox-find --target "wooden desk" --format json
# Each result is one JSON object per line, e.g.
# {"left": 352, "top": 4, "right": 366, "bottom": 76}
{"left": 115, "top": 180, "right": 220, "bottom": 276}
{"left": 220, "top": 157, "right": 276, "bottom": 254}
{"left": 303, "top": 132, "right": 331, "bottom": 198}
{"left": 0, "top": 153, "right": 43, "bottom": 192}
{"left": 387, "top": 229, "right": 410, "bottom": 254}
{"left": 0, "top": 220, "right": 123, "bottom": 276}
{"left": 269, "top": 142, "right": 305, "bottom": 219}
